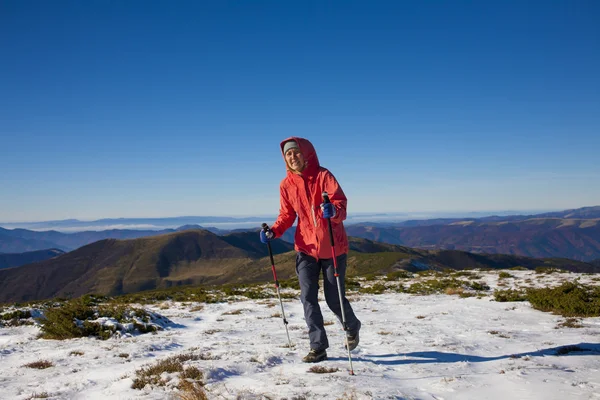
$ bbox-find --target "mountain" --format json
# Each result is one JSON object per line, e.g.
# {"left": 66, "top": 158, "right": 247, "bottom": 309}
{"left": 2, "top": 206, "right": 600, "bottom": 261}
{"left": 533, "top": 206, "right": 600, "bottom": 219}
{"left": 346, "top": 217, "right": 600, "bottom": 261}
{"left": 0, "top": 228, "right": 66, "bottom": 253}
{"left": 0, "top": 225, "right": 232, "bottom": 253}
{"left": 0, "top": 249, "right": 65, "bottom": 270}
{"left": 0, "top": 230, "right": 597, "bottom": 304}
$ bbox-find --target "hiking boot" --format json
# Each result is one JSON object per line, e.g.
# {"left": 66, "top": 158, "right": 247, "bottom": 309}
{"left": 345, "top": 330, "right": 360, "bottom": 351}
{"left": 302, "top": 349, "right": 327, "bottom": 363}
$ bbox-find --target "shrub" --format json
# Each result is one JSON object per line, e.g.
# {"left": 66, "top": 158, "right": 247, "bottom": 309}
{"left": 345, "top": 278, "right": 361, "bottom": 289}
{"left": 527, "top": 282, "right": 600, "bottom": 317}
{"left": 406, "top": 278, "right": 465, "bottom": 295}
{"left": 510, "top": 266, "right": 528, "bottom": 271}
{"left": 384, "top": 270, "right": 413, "bottom": 281}
{"left": 498, "top": 272, "right": 513, "bottom": 279}
{"left": 535, "top": 267, "right": 559, "bottom": 274}
{"left": 279, "top": 278, "right": 300, "bottom": 290}
{"left": 469, "top": 281, "right": 490, "bottom": 291}
{"left": 308, "top": 365, "right": 339, "bottom": 373}
{"left": 38, "top": 299, "right": 162, "bottom": 340}
{"left": 1, "top": 309, "right": 32, "bottom": 320}
{"left": 493, "top": 289, "right": 528, "bottom": 302}
{"left": 555, "top": 345, "right": 587, "bottom": 355}
{"left": 23, "top": 360, "right": 53, "bottom": 369}
{"left": 358, "top": 283, "right": 386, "bottom": 294}
{"left": 38, "top": 299, "right": 96, "bottom": 340}
{"left": 132, "top": 354, "right": 204, "bottom": 390}
{"left": 555, "top": 318, "right": 583, "bottom": 329}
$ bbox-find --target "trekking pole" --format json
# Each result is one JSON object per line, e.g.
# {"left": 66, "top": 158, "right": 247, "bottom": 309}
{"left": 322, "top": 192, "right": 355, "bottom": 376}
{"left": 262, "top": 223, "right": 293, "bottom": 348}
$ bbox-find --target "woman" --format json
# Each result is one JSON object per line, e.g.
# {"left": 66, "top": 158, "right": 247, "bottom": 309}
{"left": 260, "top": 137, "right": 361, "bottom": 363}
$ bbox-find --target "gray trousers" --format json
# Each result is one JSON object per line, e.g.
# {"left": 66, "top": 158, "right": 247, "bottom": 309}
{"left": 296, "top": 252, "right": 361, "bottom": 351}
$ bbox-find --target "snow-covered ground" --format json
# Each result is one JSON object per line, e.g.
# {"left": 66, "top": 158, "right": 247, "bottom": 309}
{"left": 1, "top": 270, "right": 599, "bottom": 399}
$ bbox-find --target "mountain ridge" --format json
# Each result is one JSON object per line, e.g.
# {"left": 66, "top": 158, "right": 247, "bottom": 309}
{"left": 0, "top": 229, "right": 597, "bottom": 304}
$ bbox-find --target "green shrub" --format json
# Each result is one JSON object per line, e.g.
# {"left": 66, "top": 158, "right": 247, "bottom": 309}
{"left": 279, "top": 278, "right": 300, "bottom": 290}
{"left": 384, "top": 270, "right": 413, "bottom": 281}
{"left": 38, "top": 299, "right": 97, "bottom": 340}
{"left": 535, "top": 267, "right": 559, "bottom": 274}
{"left": 345, "top": 278, "right": 361, "bottom": 289}
{"left": 493, "top": 289, "right": 528, "bottom": 302}
{"left": 1, "top": 309, "right": 32, "bottom": 320}
{"left": 406, "top": 278, "right": 465, "bottom": 295}
{"left": 358, "top": 283, "right": 387, "bottom": 295}
{"left": 510, "top": 266, "right": 528, "bottom": 271}
{"left": 452, "top": 270, "right": 480, "bottom": 278}
{"left": 498, "top": 272, "right": 513, "bottom": 279}
{"left": 527, "top": 282, "right": 600, "bottom": 317}
{"left": 469, "top": 281, "right": 490, "bottom": 291}
{"left": 38, "top": 299, "right": 161, "bottom": 340}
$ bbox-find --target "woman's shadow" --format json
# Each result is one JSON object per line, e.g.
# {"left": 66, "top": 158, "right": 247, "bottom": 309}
{"left": 351, "top": 343, "right": 600, "bottom": 365}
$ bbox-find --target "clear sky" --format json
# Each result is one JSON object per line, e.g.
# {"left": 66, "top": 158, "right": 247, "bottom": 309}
{"left": 1, "top": 1, "right": 599, "bottom": 222}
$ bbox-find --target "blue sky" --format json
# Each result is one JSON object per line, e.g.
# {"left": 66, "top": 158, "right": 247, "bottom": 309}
{"left": 1, "top": 1, "right": 599, "bottom": 222}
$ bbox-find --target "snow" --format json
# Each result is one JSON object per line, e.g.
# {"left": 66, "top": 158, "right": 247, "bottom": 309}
{"left": 1, "top": 270, "right": 599, "bottom": 399}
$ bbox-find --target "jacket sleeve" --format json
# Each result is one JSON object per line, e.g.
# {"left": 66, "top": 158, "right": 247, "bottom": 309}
{"left": 322, "top": 170, "right": 347, "bottom": 223}
{"left": 271, "top": 181, "right": 297, "bottom": 238}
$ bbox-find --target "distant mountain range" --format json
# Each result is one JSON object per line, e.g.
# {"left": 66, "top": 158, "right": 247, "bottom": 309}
{"left": 0, "top": 229, "right": 598, "bottom": 304}
{"left": 1, "top": 206, "right": 600, "bottom": 263}
{"left": 0, "top": 249, "right": 65, "bottom": 270}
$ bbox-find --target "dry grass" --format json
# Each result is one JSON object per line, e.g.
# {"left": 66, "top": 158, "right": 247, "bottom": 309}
{"left": 415, "top": 315, "right": 426, "bottom": 319}
{"left": 222, "top": 309, "right": 244, "bottom": 315}
{"left": 445, "top": 287, "right": 465, "bottom": 296}
{"left": 308, "top": 365, "right": 339, "bottom": 373}
{"left": 69, "top": 351, "right": 84, "bottom": 356}
{"left": 323, "top": 321, "right": 335, "bottom": 326}
{"left": 131, "top": 353, "right": 203, "bottom": 390}
{"left": 189, "top": 305, "right": 204, "bottom": 312}
{"left": 175, "top": 380, "right": 208, "bottom": 400}
{"left": 23, "top": 360, "right": 53, "bottom": 369}
{"left": 556, "top": 318, "right": 584, "bottom": 329}
{"left": 25, "top": 393, "right": 50, "bottom": 399}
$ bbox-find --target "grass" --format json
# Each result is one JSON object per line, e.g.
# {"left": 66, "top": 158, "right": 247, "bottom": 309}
{"left": 69, "top": 351, "right": 84, "bottom": 356}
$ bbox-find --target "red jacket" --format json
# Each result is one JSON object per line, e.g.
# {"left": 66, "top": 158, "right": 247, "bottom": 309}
{"left": 271, "top": 137, "right": 349, "bottom": 260}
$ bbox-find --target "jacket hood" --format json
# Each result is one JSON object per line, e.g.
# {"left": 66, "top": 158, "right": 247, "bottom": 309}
{"left": 280, "top": 137, "right": 320, "bottom": 176}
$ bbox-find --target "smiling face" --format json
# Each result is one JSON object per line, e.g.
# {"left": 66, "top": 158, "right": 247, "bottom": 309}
{"left": 285, "top": 147, "right": 306, "bottom": 172}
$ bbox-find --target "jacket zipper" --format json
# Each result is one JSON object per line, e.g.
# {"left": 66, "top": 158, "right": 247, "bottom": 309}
{"left": 303, "top": 178, "right": 317, "bottom": 228}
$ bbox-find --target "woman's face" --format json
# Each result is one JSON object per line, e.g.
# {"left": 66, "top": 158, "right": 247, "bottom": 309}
{"left": 285, "top": 148, "right": 305, "bottom": 172}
